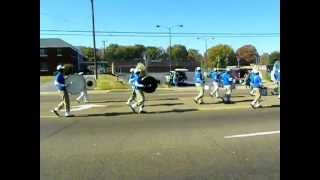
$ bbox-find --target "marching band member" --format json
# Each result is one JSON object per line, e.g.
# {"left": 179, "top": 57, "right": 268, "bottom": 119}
{"left": 250, "top": 69, "right": 264, "bottom": 108}
{"left": 193, "top": 67, "right": 205, "bottom": 104}
{"left": 246, "top": 70, "right": 255, "bottom": 96}
{"left": 221, "top": 68, "right": 234, "bottom": 104}
{"left": 51, "top": 65, "right": 73, "bottom": 117}
{"left": 76, "top": 72, "right": 89, "bottom": 104}
{"left": 209, "top": 68, "right": 221, "bottom": 98}
{"left": 274, "top": 68, "right": 280, "bottom": 99}
{"left": 129, "top": 68, "right": 147, "bottom": 113}
{"left": 126, "top": 68, "right": 137, "bottom": 105}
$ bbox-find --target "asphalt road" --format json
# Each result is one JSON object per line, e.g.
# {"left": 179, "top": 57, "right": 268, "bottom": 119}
{"left": 40, "top": 90, "right": 280, "bottom": 180}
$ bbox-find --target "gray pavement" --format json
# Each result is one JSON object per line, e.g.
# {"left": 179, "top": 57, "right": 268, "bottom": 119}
{"left": 40, "top": 89, "right": 280, "bottom": 180}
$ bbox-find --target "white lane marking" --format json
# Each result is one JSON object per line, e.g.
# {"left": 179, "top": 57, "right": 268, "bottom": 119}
{"left": 224, "top": 130, "right": 280, "bottom": 139}
{"left": 60, "top": 104, "right": 107, "bottom": 112}
{"left": 41, "top": 115, "right": 57, "bottom": 118}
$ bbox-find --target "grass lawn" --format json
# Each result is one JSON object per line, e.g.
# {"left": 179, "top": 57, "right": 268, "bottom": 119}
{"left": 96, "top": 74, "right": 129, "bottom": 90}
{"left": 40, "top": 76, "right": 54, "bottom": 85}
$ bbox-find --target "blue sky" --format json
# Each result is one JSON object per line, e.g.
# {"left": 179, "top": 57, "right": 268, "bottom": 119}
{"left": 40, "top": 0, "right": 280, "bottom": 54}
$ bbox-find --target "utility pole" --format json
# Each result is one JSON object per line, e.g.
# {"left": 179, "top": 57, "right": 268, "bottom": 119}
{"left": 102, "top": 40, "right": 106, "bottom": 60}
{"left": 156, "top": 25, "right": 183, "bottom": 72}
{"left": 169, "top": 27, "right": 172, "bottom": 71}
{"left": 90, "top": 0, "right": 98, "bottom": 79}
{"left": 197, "top": 37, "right": 214, "bottom": 70}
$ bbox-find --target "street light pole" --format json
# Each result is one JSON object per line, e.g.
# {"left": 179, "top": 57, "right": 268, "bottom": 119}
{"left": 197, "top": 37, "right": 214, "bottom": 70}
{"left": 156, "top": 25, "right": 183, "bottom": 72}
{"left": 168, "top": 27, "right": 172, "bottom": 71}
{"left": 90, "top": 0, "right": 98, "bottom": 79}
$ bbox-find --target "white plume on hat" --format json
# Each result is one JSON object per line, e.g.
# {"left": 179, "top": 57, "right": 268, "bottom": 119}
{"left": 56, "top": 65, "right": 64, "bottom": 70}
{"left": 196, "top": 67, "right": 201, "bottom": 71}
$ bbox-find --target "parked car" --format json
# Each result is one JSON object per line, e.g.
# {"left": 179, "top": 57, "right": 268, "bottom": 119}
{"left": 165, "top": 68, "right": 188, "bottom": 86}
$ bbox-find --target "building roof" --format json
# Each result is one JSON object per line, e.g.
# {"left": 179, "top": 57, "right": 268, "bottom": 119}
{"left": 40, "top": 38, "right": 74, "bottom": 48}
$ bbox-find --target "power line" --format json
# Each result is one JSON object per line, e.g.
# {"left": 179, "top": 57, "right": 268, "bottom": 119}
{"left": 40, "top": 29, "right": 279, "bottom": 36}
{"left": 40, "top": 33, "right": 279, "bottom": 38}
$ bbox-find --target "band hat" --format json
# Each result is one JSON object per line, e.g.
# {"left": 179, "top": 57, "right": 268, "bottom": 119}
{"left": 57, "top": 65, "right": 65, "bottom": 70}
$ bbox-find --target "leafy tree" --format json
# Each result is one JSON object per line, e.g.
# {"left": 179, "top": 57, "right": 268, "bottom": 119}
{"left": 269, "top": 51, "right": 280, "bottom": 65}
{"left": 187, "top": 49, "right": 203, "bottom": 63}
{"left": 236, "top": 44, "right": 259, "bottom": 65}
{"left": 80, "top": 46, "right": 103, "bottom": 61}
{"left": 207, "top": 44, "right": 237, "bottom": 69}
{"left": 168, "top": 44, "right": 188, "bottom": 65}
{"left": 105, "top": 44, "right": 119, "bottom": 61}
{"left": 133, "top": 44, "right": 146, "bottom": 59}
{"left": 105, "top": 44, "right": 146, "bottom": 62}
{"left": 145, "top": 46, "right": 163, "bottom": 60}
{"left": 260, "top": 53, "right": 270, "bottom": 65}
{"left": 80, "top": 47, "right": 94, "bottom": 60}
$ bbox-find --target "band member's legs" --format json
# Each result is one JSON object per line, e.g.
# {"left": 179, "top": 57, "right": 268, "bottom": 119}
{"left": 195, "top": 86, "right": 204, "bottom": 103}
{"left": 211, "top": 81, "right": 220, "bottom": 97}
{"left": 224, "top": 85, "right": 232, "bottom": 102}
{"left": 76, "top": 91, "right": 84, "bottom": 101}
{"left": 64, "top": 90, "right": 70, "bottom": 112}
{"left": 135, "top": 89, "right": 145, "bottom": 111}
{"left": 249, "top": 85, "right": 254, "bottom": 95}
{"left": 56, "top": 91, "right": 65, "bottom": 110}
{"left": 83, "top": 90, "right": 88, "bottom": 102}
{"left": 127, "top": 88, "right": 136, "bottom": 104}
{"left": 251, "top": 88, "right": 261, "bottom": 107}
{"left": 56, "top": 90, "right": 70, "bottom": 112}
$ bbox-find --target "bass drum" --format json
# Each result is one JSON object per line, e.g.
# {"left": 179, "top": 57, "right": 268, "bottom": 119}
{"left": 85, "top": 77, "right": 96, "bottom": 90}
{"left": 141, "top": 76, "right": 160, "bottom": 93}
{"left": 65, "top": 74, "right": 86, "bottom": 95}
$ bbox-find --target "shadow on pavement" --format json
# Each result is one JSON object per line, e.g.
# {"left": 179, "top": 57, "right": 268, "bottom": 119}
{"left": 261, "top": 104, "right": 280, "bottom": 108}
{"left": 90, "top": 100, "right": 126, "bottom": 103}
{"left": 147, "top": 108, "right": 198, "bottom": 114}
{"left": 147, "top": 103, "right": 184, "bottom": 107}
{"left": 230, "top": 99, "right": 254, "bottom": 103}
{"left": 230, "top": 95, "right": 246, "bottom": 98}
{"left": 77, "top": 108, "right": 198, "bottom": 117}
{"left": 89, "top": 98, "right": 180, "bottom": 104}
{"left": 202, "top": 101, "right": 224, "bottom": 105}
{"left": 203, "top": 99, "right": 253, "bottom": 105}
{"left": 147, "top": 98, "right": 179, "bottom": 101}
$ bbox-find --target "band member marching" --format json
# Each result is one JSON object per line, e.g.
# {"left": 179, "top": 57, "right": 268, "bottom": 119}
{"left": 220, "top": 68, "right": 234, "bottom": 104}
{"left": 209, "top": 68, "right": 221, "bottom": 98}
{"left": 51, "top": 65, "right": 73, "bottom": 117}
{"left": 76, "top": 72, "right": 89, "bottom": 104}
{"left": 128, "top": 68, "right": 147, "bottom": 113}
{"left": 250, "top": 69, "right": 264, "bottom": 108}
{"left": 193, "top": 67, "right": 205, "bottom": 104}
{"left": 127, "top": 68, "right": 137, "bottom": 105}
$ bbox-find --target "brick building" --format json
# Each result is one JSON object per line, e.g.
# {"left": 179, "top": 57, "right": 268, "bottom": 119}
{"left": 40, "top": 38, "right": 87, "bottom": 75}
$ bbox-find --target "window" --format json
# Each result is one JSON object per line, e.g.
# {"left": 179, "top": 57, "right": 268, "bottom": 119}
{"left": 40, "top": 48, "right": 48, "bottom": 57}
{"left": 40, "top": 62, "right": 49, "bottom": 72}
{"left": 57, "top": 48, "right": 62, "bottom": 56}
